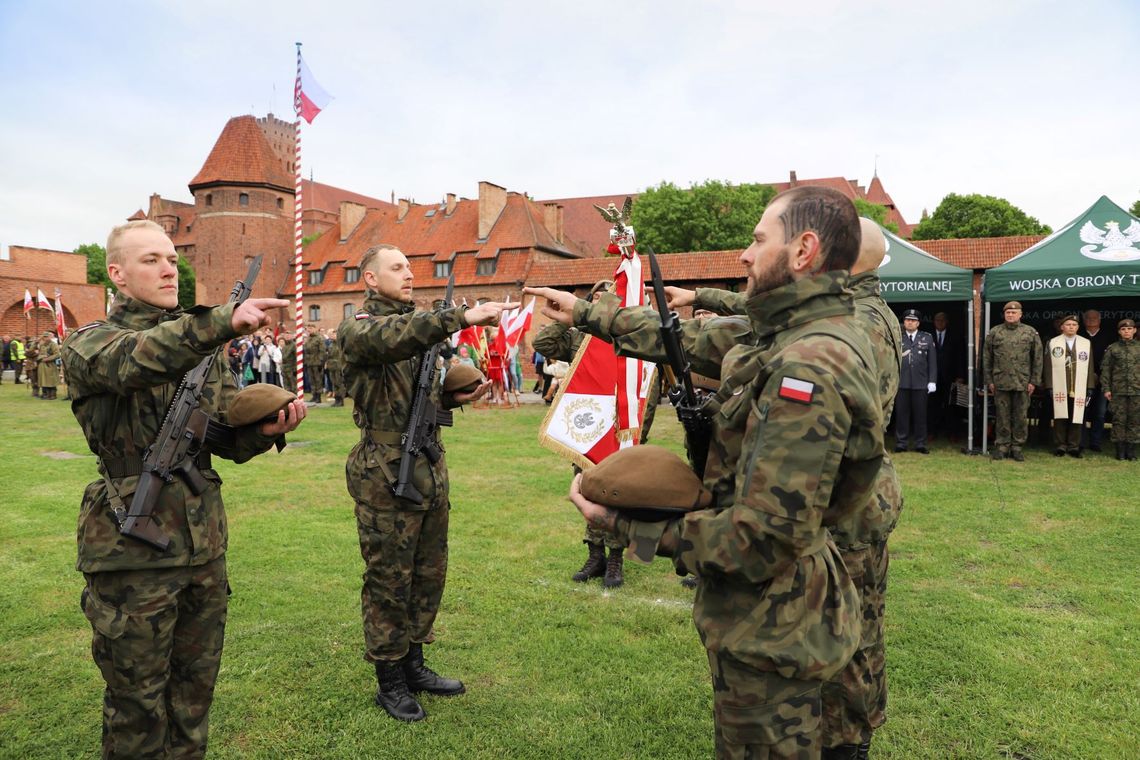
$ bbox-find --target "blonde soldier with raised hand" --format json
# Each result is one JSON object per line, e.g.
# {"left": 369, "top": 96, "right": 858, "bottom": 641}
{"left": 338, "top": 244, "right": 510, "bottom": 722}
{"left": 62, "top": 219, "right": 305, "bottom": 759}
{"left": 532, "top": 186, "right": 884, "bottom": 758}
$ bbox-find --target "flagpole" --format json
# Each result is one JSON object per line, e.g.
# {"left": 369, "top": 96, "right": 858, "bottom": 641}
{"left": 293, "top": 41, "right": 306, "bottom": 398}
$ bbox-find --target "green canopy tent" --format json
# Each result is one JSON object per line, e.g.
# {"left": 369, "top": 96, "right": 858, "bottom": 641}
{"left": 875, "top": 224, "right": 979, "bottom": 451}
{"left": 981, "top": 196, "right": 1140, "bottom": 452}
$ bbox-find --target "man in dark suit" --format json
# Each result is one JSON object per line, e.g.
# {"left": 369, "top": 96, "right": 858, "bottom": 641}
{"left": 895, "top": 308, "right": 938, "bottom": 453}
{"left": 1080, "top": 309, "right": 1112, "bottom": 452}
{"left": 928, "top": 311, "right": 964, "bottom": 440}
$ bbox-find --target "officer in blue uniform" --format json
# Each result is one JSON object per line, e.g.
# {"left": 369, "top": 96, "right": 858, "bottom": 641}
{"left": 894, "top": 308, "right": 937, "bottom": 453}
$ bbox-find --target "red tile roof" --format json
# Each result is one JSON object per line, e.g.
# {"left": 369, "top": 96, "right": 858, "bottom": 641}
{"left": 866, "top": 176, "right": 893, "bottom": 206}
{"left": 297, "top": 192, "right": 586, "bottom": 296}
{"left": 917, "top": 236, "right": 1045, "bottom": 270}
{"left": 527, "top": 250, "right": 746, "bottom": 288}
{"left": 128, "top": 209, "right": 147, "bottom": 221}
{"left": 189, "top": 115, "right": 293, "bottom": 191}
{"left": 302, "top": 179, "right": 393, "bottom": 213}
{"left": 538, "top": 193, "right": 636, "bottom": 256}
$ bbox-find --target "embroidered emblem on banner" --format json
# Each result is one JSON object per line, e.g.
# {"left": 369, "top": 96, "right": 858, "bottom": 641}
{"left": 1078, "top": 351, "right": 1088, "bottom": 361}
{"left": 1052, "top": 347, "right": 1064, "bottom": 358}
{"left": 778, "top": 377, "right": 815, "bottom": 404}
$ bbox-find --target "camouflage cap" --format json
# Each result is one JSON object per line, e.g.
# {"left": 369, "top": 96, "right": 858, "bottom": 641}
{"left": 1119, "top": 318, "right": 1136, "bottom": 328}
{"left": 442, "top": 364, "right": 485, "bottom": 393}
{"left": 227, "top": 383, "right": 296, "bottom": 426}
{"left": 581, "top": 445, "right": 712, "bottom": 519}
{"left": 1003, "top": 301, "right": 1022, "bottom": 311}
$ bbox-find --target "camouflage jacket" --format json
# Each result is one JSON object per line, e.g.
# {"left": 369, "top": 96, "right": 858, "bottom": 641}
{"left": 303, "top": 332, "right": 328, "bottom": 368}
{"left": 580, "top": 273, "right": 884, "bottom": 680}
{"left": 983, "top": 322, "right": 1042, "bottom": 390}
{"left": 338, "top": 291, "right": 469, "bottom": 512}
{"left": 281, "top": 338, "right": 297, "bottom": 371}
{"left": 325, "top": 338, "right": 343, "bottom": 371}
{"left": 532, "top": 322, "right": 586, "bottom": 363}
{"left": 1101, "top": 339, "right": 1140, "bottom": 395}
{"left": 694, "top": 287, "right": 746, "bottom": 316}
{"left": 62, "top": 297, "right": 283, "bottom": 573}
{"left": 836, "top": 272, "right": 903, "bottom": 548}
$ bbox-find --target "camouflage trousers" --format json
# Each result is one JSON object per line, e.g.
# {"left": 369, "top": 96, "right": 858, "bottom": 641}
{"left": 707, "top": 650, "right": 821, "bottom": 759}
{"left": 993, "top": 389, "right": 1030, "bottom": 452}
{"left": 356, "top": 501, "right": 450, "bottom": 662}
{"left": 1109, "top": 395, "right": 1140, "bottom": 442}
{"left": 822, "top": 541, "right": 889, "bottom": 748}
{"left": 330, "top": 369, "right": 345, "bottom": 400}
{"left": 282, "top": 367, "right": 297, "bottom": 394}
{"left": 80, "top": 557, "right": 228, "bottom": 760}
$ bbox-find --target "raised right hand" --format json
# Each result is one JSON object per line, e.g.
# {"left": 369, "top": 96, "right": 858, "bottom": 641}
{"left": 664, "top": 286, "right": 695, "bottom": 310}
{"left": 233, "top": 299, "right": 290, "bottom": 334}
{"left": 463, "top": 301, "right": 513, "bottom": 327}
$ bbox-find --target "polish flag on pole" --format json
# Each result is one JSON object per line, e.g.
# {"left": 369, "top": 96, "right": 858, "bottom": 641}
{"left": 23, "top": 289, "right": 33, "bottom": 315}
{"left": 500, "top": 297, "right": 534, "bottom": 348}
{"left": 37, "top": 288, "right": 53, "bottom": 312}
{"left": 296, "top": 54, "right": 333, "bottom": 124}
{"left": 54, "top": 290, "right": 67, "bottom": 338}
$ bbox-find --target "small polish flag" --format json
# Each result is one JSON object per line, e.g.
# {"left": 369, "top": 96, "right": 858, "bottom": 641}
{"left": 296, "top": 55, "right": 333, "bottom": 124}
{"left": 778, "top": 376, "right": 815, "bottom": 404}
{"left": 23, "top": 289, "right": 33, "bottom": 314}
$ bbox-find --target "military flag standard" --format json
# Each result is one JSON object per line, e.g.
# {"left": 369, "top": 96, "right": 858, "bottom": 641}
{"left": 54, "top": 290, "right": 67, "bottom": 338}
{"left": 36, "top": 288, "right": 53, "bottom": 312}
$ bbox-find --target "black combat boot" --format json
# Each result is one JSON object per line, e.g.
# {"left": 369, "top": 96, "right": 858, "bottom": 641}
{"left": 680, "top": 575, "right": 698, "bottom": 589}
{"left": 331, "top": 396, "right": 344, "bottom": 407}
{"left": 603, "top": 547, "right": 624, "bottom": 589}
{"left": 1117, "top": 443, "right": 1127, "bottom": 460}
{"left": 1128, "top": 443, "right": 1137, "bottom": 461}
{"left": 822, "top": 744, "right": 860, "bottom": 760}
{"left": 572, "top": 542, "right": 606, "bottom": 582}
{"left": 374, "top": 661, "right": 426, "bottom": 721}
{"left": 402, "top": 643, "right": 465, "bottom": 696}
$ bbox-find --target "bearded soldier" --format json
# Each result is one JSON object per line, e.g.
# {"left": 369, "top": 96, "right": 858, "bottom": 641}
{"left": 1044, "top": 315, "right": 1094, "bottom": 457}
{"left": 531, "top": 186, "right": 884, "bottom": 759}
{"left": 61, "top": 219, "right": 305, "bottom": 759}
{"left": 338, "top": 243, "right": 509, "bottom": 722}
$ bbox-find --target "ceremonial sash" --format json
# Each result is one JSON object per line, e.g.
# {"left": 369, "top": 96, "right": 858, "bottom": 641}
{"left": 1048, "top": 335, "right": 1090, "bottom": 424}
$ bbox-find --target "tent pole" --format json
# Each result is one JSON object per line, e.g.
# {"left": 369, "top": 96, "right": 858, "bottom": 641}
{"left": 981, "top": 299, "right": 990, "bottom": 454}
{"left": 967, "top": 293, "right": 975, "bottom": 453}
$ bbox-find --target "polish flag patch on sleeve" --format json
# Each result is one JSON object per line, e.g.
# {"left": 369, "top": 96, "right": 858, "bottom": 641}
{"left": 354, "top": 312, "right": 372, "bottom": 320}
{"left": 778, "top": 376, "right": 815, "bottom": 404}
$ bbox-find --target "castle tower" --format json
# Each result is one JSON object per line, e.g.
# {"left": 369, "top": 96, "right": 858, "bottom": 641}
{"left": 187, "top": 115, "right": 295, "bottom": 304}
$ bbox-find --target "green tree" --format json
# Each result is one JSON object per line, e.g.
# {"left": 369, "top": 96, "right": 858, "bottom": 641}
{"left": 1129, "top": 198, "right": 1139, "bottom": 217}
{"left": 853, "top": 199, "right": 899, "bottom": 234}
{"left": 629, "top": 180, "right": 777, "bottom": 253}
{"left": 76, "top": 243, "right": 110, "bottom": 288}
{"left": 75, "top": 241, "right": 196, "bottom": 309}
{"left": 911, "top": 193, "right": 1051, "bottom": 240}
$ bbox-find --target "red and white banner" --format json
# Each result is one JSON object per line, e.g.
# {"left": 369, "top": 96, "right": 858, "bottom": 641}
{"left": 37, "top": 288, "right": 53, "bottom": 312}
{"left": 23, "top": 289, "right": 32, "bottom": 315}
{"left": 500, "top": 297, "right": 534, "bottom": 348}
{"left": 612, "top": 249, "right": 647, "bottom": 446}
{"left": 54, "top": 290, "right": 66, "bottom": 338}
{"left": 296, "top": 55, "right": 332, "bottom": 125}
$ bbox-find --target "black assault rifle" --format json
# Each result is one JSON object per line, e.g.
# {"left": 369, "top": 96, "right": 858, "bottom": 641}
{"left": 392, "top": 270, "right": 456, "bottom": 505}
{"left": 120, "top": 256, "right": 262, "bottom": 550}
{"left": 646, "top": 246, "right": 711, "bottom": 478}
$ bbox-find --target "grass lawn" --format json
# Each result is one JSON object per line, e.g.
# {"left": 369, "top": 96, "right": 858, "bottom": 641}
{"left": 1, "top": 381, "right": 1137, "bottom": 759}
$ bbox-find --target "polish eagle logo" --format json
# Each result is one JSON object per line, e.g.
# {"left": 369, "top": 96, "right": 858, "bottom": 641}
{"left": 1078, "top": 219, "right": 1140, "bottom": 261}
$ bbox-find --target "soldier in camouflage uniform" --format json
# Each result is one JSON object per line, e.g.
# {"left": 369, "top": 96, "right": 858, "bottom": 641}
{"left": 1101, "top": 318, "right": 1140, "bottom": 460}
{"left": 325, "top": 326, "right": 346, "bottom": 407}
{"left": 61, "top": 219, "right": 305, "bottom": 760}
{"left": 983, "top": 301, "right": 1043, "bottom": 461}
{"left": 24, "top": 338, "right": 40, "bottom": 397}
{"left": 38, "top": 332, "right": 61, "bottom": 399}
{"left": 279, "top": 335, "right": 297, "bottom": 394}
{"left": 303, "top": 323, "right": 328, "bottom": 403}
{"left": 535, "top": 186, "right": 884, "bottom": 759}
{"left": 338, "top": 244, "right": 509, "bottom": 722}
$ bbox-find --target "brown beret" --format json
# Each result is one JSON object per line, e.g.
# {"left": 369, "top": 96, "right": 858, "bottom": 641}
{"left": 442, "top": 364, "right": 485, "bottom": 393}
{"left": 1061, "top": 314, "right": 1079, "bottom": 325}
{"left": 1120, "top": 319, "right": 1136, "bottom": 329}
{"left": 227, "top": 383, "right": 296, "bottom": 426}
{"left": 581, "top": 445, "right": 712, "bottom": 520}
{"left": 1003, "top": 301, "right": 1022, "bottom": 311}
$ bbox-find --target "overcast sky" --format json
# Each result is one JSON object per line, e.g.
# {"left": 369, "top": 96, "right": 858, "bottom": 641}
{"left": 2, "top": 0, "right": 1138, "bottom": 254}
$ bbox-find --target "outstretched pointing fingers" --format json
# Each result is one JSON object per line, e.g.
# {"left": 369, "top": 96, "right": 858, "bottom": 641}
{"left": 233, "top": 298, "right": 290, "bottom": 334}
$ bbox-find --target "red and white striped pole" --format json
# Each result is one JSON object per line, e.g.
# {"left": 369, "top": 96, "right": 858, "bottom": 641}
{"left": 293, "top": 41, "right": 306, "bottom": 398}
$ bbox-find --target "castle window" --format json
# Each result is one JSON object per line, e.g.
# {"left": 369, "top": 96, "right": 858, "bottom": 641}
{"left": 343, "top": 303, "right": 355, "bottom": 319}
{"left": 344, "top": 267, "right": 360, "bottom": 284}
{"left": 205, "top": 193, "right": 213, "bottom": 207}
{"left": 309, "top": 305, "right": 321, "bottom": 321}
{"left": 239, "top": 193, "right": 249, "bottom": 207}
{"left": 309, "top": 269, "right": 324, "bottom": 286}
{"left": 277, "top": 197, "right": 284, "bottom": 210}
{"left": 434, "top": 261, "right": 452, "bottom": 279}
{"left": 476, "top": 258, "right": 498, "bottom": 276}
